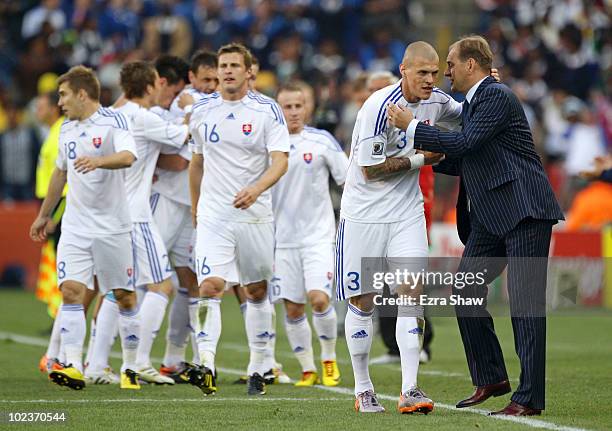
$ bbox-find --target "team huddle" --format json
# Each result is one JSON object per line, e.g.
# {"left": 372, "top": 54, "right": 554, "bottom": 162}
{"left": 31, "top": 41, "right": 452, "bottom": 414}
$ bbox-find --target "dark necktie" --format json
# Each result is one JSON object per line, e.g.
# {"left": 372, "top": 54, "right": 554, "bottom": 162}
{"left": 461, "top": 99, "right": 470, "bottom": 127}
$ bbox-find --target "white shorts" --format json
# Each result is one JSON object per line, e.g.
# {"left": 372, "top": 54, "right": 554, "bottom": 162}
{"left": 57, "top": 230, "right": 135, "bottom": 294}
{"left": 270, "top": 244, "right": 334, "bottom": 304}
{"left": 335, "top": 216, "right": 428, "bottom": 301}
{"left": 132, "top": 221, "right": 173, "bottom": 286}
{"left": 150, "top": 192, "right": 194, "bottom": 269}
{"left": 195, "top": 217, "right": 274, "bottom": 286}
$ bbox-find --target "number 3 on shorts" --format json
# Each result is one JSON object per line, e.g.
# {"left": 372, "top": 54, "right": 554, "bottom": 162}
{"left": 346, "top": 271, "right": 360, "bottom": 291}
{"left": 196, "top": 257, "right": 210, "bottom": 277}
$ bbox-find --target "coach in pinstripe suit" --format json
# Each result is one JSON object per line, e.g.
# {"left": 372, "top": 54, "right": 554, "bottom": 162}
{"left": 387, "top": 35, "right": 564, "bottom": 416}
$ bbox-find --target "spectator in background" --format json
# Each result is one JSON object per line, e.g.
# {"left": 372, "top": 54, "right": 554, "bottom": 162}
{"left": 142, "top": 0, "right": 192, "bottom": 59}
{"left": 21, "top": 0, "right": 66, "bottom": 40}
{"left": 0, "top": 103, "right": 40, "bottom": 200}
{"left": 566, "top": 154, "right": 612, "bottom": 230}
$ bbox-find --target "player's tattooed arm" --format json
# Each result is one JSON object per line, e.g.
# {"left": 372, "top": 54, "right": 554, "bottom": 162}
{"left": 362, "top": 158, "right": 412, "bottom": 181}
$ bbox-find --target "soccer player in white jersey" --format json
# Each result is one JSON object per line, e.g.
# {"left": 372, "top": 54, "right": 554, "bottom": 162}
{"left": 152, "top": 51, "right": 219, "bottom": 382}
{"left": 112, "top": 61, "right": 189, "bottom": 384}
{"left": 271, "top": 83, "right": 348, "bottom": 387}
{"left": 188, "top": 43, "right": 289, "bottom": 396}
{"left": 337, "top": 42, "right": 461, "bottom": 413}
{"left": 29, "top": 66, "right": 141, "bottom": 390}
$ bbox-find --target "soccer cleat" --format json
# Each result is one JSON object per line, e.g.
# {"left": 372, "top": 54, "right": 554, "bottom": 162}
{"left": 160, "top": 362, "right": 191, "bottom": 384}
{"left": 355, "top": 390, "right": 385, "bottom": 413}
{"left": 398, "top": 387, "right": 434, "bottom": 414}
{"left": 49, "top": 365, "right": 86, "bottom": 390}
{"left": 85, "top": 367, "right": 120, "bottom": 385}
{"left": 274, "top": 368, "right": 291, "bottom": 384}
{"left": 120, "top": 369, "right": 141, "bottom": 389}
{"left": 294, "top": 371, "right": 319, "bottom": 387}
{"left": 187, "top": 365, "right": 216, "bottom": 395}
{"left": 247, "top": 373, "right": 266, "bottom": 395}
{"left": 136, "top": 366, "right": 175, "bottom": 385}
{"left": 321, "top": 360, "right": 341, "bottom": 386}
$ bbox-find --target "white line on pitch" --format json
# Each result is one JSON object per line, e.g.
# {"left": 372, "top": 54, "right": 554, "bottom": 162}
{"left": 0, "top": 398, "right": 349, "bottom": 403}
{"left": 0, "top": 331, "right": 590, "bottom": 431}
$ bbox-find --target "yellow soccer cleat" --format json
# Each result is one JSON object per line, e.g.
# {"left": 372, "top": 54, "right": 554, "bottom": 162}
{"left": 321, "top": 360, "right": 340, "bottom": 386}
{"left": 294, "top": 371, "right": 319, "bottom": 387}
{"left": 49, "top": 366, "right": 85, "bottom": 390}
{"left": 120, "top": 369, "right": 141, "bottom": 390}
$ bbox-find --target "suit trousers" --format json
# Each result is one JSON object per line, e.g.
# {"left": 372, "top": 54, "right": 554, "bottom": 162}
{"left": 454, "top": 217, "right": 553, "bottom": 410}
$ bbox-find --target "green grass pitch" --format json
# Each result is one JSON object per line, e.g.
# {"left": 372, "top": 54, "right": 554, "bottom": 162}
{"left": 0, "top": 289, "right": 610, "bottom": 430}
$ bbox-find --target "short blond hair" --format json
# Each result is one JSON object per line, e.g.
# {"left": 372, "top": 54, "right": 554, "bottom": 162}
{"left": 451, "top": 35, "right": 493, "bottom": 71}
{"left": 57, "top": 65, "right": 100, "bottom": 101}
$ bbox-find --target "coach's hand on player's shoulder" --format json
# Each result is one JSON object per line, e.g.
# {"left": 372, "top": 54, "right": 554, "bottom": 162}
{"left": 386, "top": 103, "right": 414, "bottom": 130}
{"left": 74, "top": 156, "right": 100, "bottom": 173}
{"left": 30, "top": 216, "right": 51, "bottom": 242}
{"left": 234, "top": 185, "right": 263, "bottom": 210}
{"left": 417, "top": 149, "right": 445, "bottom": 165}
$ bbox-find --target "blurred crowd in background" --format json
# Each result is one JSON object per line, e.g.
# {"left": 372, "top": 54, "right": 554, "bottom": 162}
{"left": 0, "top": 0, "right": 610, "bottom": 230}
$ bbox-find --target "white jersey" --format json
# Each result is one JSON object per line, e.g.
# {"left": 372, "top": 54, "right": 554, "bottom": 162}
{"left": 116, "top": 101, "right": 188, "bottom": 222}
{"left": 169, "top": 86, "right": 207, "bottom": 119}
{"left": 190, "top": 91, "right": 290, "bottom": 223}
{"left": 57, "top": 107, "right": 137, "bottom": 236}
{"left": 340, "top": 83, "right": 461, "bottom": 223}
{"left": 272, "top": 126, "right": 348, "bottom": 248}
{"left": 151, "top": 91, "right": 207, "bottom": 207}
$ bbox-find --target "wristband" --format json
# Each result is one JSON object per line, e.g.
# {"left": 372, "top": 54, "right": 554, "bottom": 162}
{"left": 408, "top": 153, "right": 425, "bottom": 169}
{"left": 184, "top": 104, "right": 193, "bottom": 114}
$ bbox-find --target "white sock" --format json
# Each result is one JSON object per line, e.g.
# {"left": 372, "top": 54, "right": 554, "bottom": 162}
{"left": 118, "top": 307, "right": 140, "bottom": 373}
{"left": 46, "top": 306, "right": 62, "bottom": 360}
{"left": 84, "top": 320, "right": 96, "bottom": 369}
{"left": 191, "top": 298, "right": 221, "bottom": 372}
{"left": 88, "top": 295, "right": 119, "bottom": 374}
{"left": 163, "top": 288, "right": 190, "bottom": 367}
{"left": 136, "top": 291, "right": 168, "bottom": 367}
{"left": 188, "top": 300, "right": 199, "bottom": 364}
{"left": 285, "top": 314, "right": 316, "bottom": 372}
{"left": 313, "top": 305, "right": 337, "bottom": 361}
{"left": 345, "top": 303, "right": 374, "bottom": 396}
{"left": 263, "top": 304, "right": 277, "bottom": 371}
{"left": 245, "top": 298, "right": 272, "bottom": 376}
{"left": 59, "top": 303, "right": 86, "bottom": 373}
{"left": 396, "top": 316, "right": 422, "bottom": 393}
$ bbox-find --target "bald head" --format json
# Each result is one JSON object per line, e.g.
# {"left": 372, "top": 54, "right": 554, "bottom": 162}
{"left": 399, "top": 41, "right": 440, "bottom": 102}
{"left": 402, "top": 41, "right": 439, "bottom": 66}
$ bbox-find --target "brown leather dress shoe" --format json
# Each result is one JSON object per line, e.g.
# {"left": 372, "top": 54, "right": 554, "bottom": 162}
{"left": 456, "top": 380, "right": 511, "bottom": 408}
{"left": 489, "top": 401, "right": 542, "bottom": 416}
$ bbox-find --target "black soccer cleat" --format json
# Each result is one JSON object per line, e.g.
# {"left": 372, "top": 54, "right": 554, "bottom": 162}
{"left": 186, "top": 364, "right": 216, "bottom": 395}
{"left": 247, "top": 372, "right": 266, "bottom": 396}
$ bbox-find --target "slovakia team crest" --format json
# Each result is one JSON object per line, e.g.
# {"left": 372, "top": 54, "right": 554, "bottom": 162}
{"left": 93, "top": 137, "right": 102, "bottom": 148}
{"left": 242, "top": 123, "right": 252, "bottom": 136}
{"left": 303, "top": 153, "right": 313, "bottom": 164}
